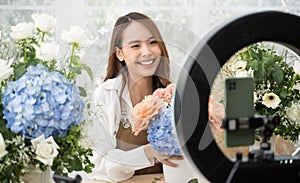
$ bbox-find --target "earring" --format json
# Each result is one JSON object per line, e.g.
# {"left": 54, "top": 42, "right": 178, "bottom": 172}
{"left": 119, "top": 58, "right": 123, "bottom": 61}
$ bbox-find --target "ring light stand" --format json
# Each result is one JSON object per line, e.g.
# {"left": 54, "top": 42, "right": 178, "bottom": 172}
{"left": 175, "top": 11, "right": 300, "bottom": 183}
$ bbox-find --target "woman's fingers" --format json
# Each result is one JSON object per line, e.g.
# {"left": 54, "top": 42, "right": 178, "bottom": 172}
{"left": 160, "top": 159, "right": 178, "bottom": 167}
{"left": 168, "top": 155, "right": 184, "bottom": 160}
{"left": 159, "top": 155, "right": 184, "bottom": 167}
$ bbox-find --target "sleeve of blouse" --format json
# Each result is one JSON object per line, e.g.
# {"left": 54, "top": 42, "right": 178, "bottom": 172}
{"left": 81, "top": 86, "right": 154, "bottom": 182}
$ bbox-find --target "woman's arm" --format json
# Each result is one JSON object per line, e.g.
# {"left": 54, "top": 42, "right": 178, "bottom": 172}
{"left": 84, "top": 87, "right": 154, "bottom": 182}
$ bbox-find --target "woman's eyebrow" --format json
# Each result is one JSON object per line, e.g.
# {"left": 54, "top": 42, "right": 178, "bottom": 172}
{"left": 127, "top": 40, "right": 141, "bottom": 45}
{"left": 127, "top": 36, "right": 156, "bottom": 45}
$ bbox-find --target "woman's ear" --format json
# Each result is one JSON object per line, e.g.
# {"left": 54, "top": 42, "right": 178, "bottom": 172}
{"left": 116, "top": 47, "right": 124, "bottom": 61}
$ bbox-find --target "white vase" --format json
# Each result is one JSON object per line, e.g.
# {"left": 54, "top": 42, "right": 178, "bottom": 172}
{"left": 163, "top": 159, "right": 196, "bottom": 183}
{"left": 21, "top": 166, "right": 55, "bottom": 183}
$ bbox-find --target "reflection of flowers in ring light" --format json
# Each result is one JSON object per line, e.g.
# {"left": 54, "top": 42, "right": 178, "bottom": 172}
{"left": 222, "top": 43, "right": 300, "bottom": 142}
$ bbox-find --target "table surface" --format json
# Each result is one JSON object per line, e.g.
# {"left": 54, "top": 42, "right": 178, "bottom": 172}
{"left": 82, "top": 173, "right": 164, "bottom": 183}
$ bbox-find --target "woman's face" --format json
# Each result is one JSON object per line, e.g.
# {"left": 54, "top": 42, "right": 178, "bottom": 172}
{"left": 116, "top": 21, "right": 162, "bottom": 80}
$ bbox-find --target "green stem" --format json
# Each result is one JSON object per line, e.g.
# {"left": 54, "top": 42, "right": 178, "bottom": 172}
{"left": 41, "top": 32, "right": 45, "bottom": 42}
{"left": 23, "top": 39, "right": 27, "bottom": 62}
{"left": 68, "top": 43, "right": 76, "bottom": 81}
{"left": 70, "top": 43, "right": 75, "bottom": 64}
{"left": 270, "top": 44, "right": 275, "bottom": 56}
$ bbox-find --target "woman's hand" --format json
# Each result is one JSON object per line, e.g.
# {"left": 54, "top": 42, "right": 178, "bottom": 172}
{"left": 143, "top": 144, "right": 184, "bottom": 167}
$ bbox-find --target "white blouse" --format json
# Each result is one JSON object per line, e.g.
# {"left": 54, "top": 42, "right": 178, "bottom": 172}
{"left": 75, "top": 75, "right": 154, "bottom": 182}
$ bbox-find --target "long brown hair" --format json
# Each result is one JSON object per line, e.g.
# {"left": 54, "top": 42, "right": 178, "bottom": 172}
{"left": 104, "top": 12, "right": 171, "bottom": 93}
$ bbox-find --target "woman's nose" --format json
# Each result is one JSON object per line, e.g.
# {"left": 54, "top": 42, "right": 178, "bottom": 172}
{"left": 141, "top": 44, "right": 151, "bottom": 57}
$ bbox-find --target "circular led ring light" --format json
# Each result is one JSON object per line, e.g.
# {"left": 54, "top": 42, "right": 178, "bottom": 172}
{"left": 175, "top": 11, "right": 300, "bottom": 183}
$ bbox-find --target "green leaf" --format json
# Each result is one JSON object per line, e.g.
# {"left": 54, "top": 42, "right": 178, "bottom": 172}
{"left": 272, "top": 67, "right": 283, "bottom": 83}
{"left": 273, "top": 55, "right": 284, "bottom": 62}
{"left": 188, "top": 178, "right": 199, "bottom": 183}
{"left": 71, "top": 55, "right": 80, "bottom": 65}
{"left": 248, "top": 60, "right": 258, "bottom": 71}
{"left": 70, "top": 157, "right": 83, "bottom": 171}
{"left": 78, "top": 86, "right": 87, "bottom": 97}
{"left": 250, "top": 49, "right": 262, "bottom": 61}
{"left": 151, "top": 177, "right": 162, "bottom": 183}
{"left": 14, "top": 63, "right": 27, "bottom": 79}
{"left": 69, "top": 66, "right": 82, "bottom": 74}
{"left": 78, "top": 63, "right": 93, "bottom": 81}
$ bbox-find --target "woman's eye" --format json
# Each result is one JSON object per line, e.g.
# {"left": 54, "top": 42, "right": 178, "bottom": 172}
{"left": 149, "top": 40, "right": 157, "bottom": 44}
{"left": 131, "top": 44, "right": 140, "bottom": 48}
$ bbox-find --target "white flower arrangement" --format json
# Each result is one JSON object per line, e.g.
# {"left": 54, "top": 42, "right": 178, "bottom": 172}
{"left": 0, "top": 13, "right": 94, "bottom": 182}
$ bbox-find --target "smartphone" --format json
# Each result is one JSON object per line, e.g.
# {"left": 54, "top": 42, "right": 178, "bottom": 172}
{"left": 223, "top": 77, "right": 255, "bottom": 147}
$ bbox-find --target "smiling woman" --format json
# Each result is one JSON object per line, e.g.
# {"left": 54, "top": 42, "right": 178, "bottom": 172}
{"left": 76, "top": 12, "right": 186, "bottom": 183}
{"left": 115, "top": 20, "right": 162, "bottom": 84}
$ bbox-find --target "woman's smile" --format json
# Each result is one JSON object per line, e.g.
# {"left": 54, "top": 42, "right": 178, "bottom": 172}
{"left": 137, "top": 58, "right": 155, "bottom": 67}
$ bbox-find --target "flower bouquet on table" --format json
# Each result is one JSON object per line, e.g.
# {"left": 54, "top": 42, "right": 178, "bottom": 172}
{"left": 222, "top": 42, "right": 300, "bottom": 142}
{"left": 131, "top": 83, "right": 197, "bottom": 183}
{"left": 0, "top": 13, "right": 94, "bottom": 182}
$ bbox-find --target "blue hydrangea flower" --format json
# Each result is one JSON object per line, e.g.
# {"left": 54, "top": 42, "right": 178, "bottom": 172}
{"left": 147, "top": 105, "right": 181, "bottom": 155}
{"left": 2, "top": 64, "right": 85, "bottom": 139}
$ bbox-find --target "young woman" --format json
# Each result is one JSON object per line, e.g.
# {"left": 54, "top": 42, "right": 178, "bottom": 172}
{"left": 88, "top": 12, "right": 183, "bottom": 182}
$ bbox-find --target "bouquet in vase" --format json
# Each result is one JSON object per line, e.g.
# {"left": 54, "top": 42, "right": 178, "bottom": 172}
{"left": 0, "top": 13, "right": 94, "bottom": 182}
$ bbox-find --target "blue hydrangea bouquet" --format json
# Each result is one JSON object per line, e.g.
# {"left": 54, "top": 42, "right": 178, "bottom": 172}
{"left": 131, "top": 83, "right": 181, "bottom": 155}
{"left": 0, "top": 13, "right": 94, "bottom": 182}
{"left": 2, "top": 64, "right": 85, "bottom": 139}
{"left": 147, "top": 104, "right": 181, "bottom": 155}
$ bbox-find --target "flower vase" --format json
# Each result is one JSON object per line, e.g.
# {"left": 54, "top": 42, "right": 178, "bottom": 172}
{"left": 21, "top": 166, "right": 55, "bottom": 183}
{"left": 163, "top": 159, "right": 196, "bottom": 183}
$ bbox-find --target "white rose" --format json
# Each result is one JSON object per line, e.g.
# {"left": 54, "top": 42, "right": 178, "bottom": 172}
{"left": 235, "top": 70, "right": 248, "bottom": 77}
{"left": 0, "top": 59, "right": 14, "bottom": 82}
{"left": 34, "top": 41, "right": 59, "bottom": 62}
{"left": 31, "top": 134, "right": 46, "bottom": 149}
{"left": 10, "top": 22, "right": 34, "bottom": 41}
{"left": 31, "top": 135, "right": 59, "bottom": 166}
{"left": 0, "top": 133, "right": 8, "bottom": 159}
{"left": 293, "top": 82, "right": 300, "bottom": 90}
{"left": 31, "top": 13, "right": 56, "bottom": 32}
{"left": 235, "top": 68, "right": 253, "bottom": 78}
{"left": 248, "top": 68, "right": 254, "bottom": 77}
{"left": 293, "top": 61, "right": 300, "bottom": 75}
{"left": 231, "top": 60, "right": 247, "bottom": 72}
{"left": 61, "top": 26, "right": 90, "bottom": 47}
{"left": 286, "top": 103, "right": 300, "bottom": 124}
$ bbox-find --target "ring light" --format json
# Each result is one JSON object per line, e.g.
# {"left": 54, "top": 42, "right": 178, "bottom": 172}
{"left": 175, "top": 11, "right": 300, "bottom": 183}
